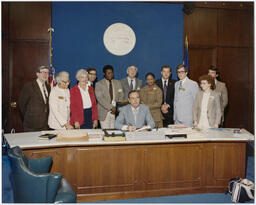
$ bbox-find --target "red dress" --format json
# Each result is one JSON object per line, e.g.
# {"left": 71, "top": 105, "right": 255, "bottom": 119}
{"left": 70, "top": 84, "right": 98, "bottom": 126}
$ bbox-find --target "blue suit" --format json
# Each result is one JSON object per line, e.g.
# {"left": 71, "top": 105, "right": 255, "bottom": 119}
{"left": 174, "top": 77, "right": 199, "bottom": 127}
{"left": 115, "top": 104, "right": 155, "bottom": 130}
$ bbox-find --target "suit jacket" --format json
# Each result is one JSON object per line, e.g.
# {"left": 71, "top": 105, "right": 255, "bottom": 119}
{"left": 48, "top": 86, "right": 70, "bottom": 129}
{"left": 70, "top": 85, "right": 98, "bottom": 126}
{"left": 95, "top": 79, "right": 124, "bottom": 121}
{"left": 115, "top": 104, "right": 155, "bottom": 129}
{"left": 139, "top": 85, "right": 163, "bottom": 122}
{"left": 155, "top": 78, "right": 176, "bottom": 124}
{"left": 120, "top": 77, "right": 143, "bottom": 99}
{"left": 18, "top": 80, "right": 50, "bottom": 131}
{"left": 173, "top": 77, "right": 199, "bottom": 127}
{"left": 215, "top": 80, "right": 228, "bottom": 113}
{"left": 193, "top": 90, "right": 222, "bottom": 127}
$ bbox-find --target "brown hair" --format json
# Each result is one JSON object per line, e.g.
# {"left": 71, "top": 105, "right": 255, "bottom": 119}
{"left": 161, "top": 65, "right": 171, "bottom": 71}
{"left": 199, "top": 75, "right": 215, "bottom": 90}
{"left": 176, "top": 64, "right": 188, "bottom": 72}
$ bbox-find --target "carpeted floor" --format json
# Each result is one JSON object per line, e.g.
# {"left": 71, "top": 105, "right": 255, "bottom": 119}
{"left": 91, "top": 143, "right": 255, "bottom": 203}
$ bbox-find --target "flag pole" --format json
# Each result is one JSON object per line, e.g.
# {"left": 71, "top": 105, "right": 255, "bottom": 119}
{"left": 48, "top": 28, "right": 55, "bottom": 87}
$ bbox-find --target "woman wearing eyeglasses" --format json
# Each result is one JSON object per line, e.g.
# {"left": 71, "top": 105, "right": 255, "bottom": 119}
{"left": 48, "top": 71, "right": 73, "bottom": 130}
{"left": 70, "top": 69, "right": 98, "bottom": 129}
{"left": 193, "top": 75, "right": 222, "bottom": 129}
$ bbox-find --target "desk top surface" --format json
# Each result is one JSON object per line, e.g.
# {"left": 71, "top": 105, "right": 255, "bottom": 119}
{"left": 4, "top": 128, "right": 254, "bottom": 149}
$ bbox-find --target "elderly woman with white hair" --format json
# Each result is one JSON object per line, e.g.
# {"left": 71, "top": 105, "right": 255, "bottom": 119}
{"left": 48, "top": 71, "right": 73, "bottom": 130}
{"left": 70, "top": 69, "right": 98, "bottom": 129}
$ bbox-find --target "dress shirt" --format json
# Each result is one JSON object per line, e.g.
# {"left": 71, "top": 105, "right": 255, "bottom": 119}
{"left": 78, "top": 84, "right": 92, "bottom": 109}
{"left": 36, "top": 78, "right": 48, "bottom": 103}
{"left": 127, "top": 77, "right": 136, "bottom": 90}
{"left": 121, "top": 106, "right": 140, "bottom": 131}
{"left": 161, "top": 78, "right": 169, "bottom": 88}
{"left": 180, "top": 77, "right": 188, "bottom": 86}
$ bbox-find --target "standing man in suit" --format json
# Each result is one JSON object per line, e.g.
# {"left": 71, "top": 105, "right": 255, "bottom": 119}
{"left": 120, "top": 65, "right": 143, "bottom": 102}
{"left": 208, "top": 66, "right": 228, "bottom": 125}
{"left": 115, "top": 90, "right": 155, "bottom": 131}
{"left": 95, "top": 65, "right": 124, "bottom": 129}
{"left": 18, "top": 65, "right": 51, "bottom": 132}
{"left": 156, "top": 65, "right": 176, "bottom": 127}
{"left": 174, "top": 64, "right": 199, "bottom": 127}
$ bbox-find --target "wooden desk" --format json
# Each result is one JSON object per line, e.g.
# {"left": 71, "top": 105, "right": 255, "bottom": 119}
{"left": 5, "top": 129, "right": 254, "bottom": 202}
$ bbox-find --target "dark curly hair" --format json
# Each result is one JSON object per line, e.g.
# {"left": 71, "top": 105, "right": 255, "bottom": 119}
{"left": 199, "top": 75, "right": 215, "bottom": 90}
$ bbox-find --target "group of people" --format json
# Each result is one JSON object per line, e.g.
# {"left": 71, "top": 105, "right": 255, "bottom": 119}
{"left": 18, "top": 64, "right": 228, "bottom": 132}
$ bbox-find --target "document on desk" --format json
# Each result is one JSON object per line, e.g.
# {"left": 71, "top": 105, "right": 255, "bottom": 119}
{"left": 126, "top": 130, "right": 165, "bottom": 141}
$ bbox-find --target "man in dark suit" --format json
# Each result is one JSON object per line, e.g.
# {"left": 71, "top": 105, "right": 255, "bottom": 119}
{"left": 18, "top": 65, "right": 51, "bottom": 132}
{"left": 156, "top": 65, "right": 176, "bottom": 127}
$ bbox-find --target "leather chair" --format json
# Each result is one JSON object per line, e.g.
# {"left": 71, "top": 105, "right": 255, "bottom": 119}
{"left": 7, "top": 146, "right": 77, "bottom": 203}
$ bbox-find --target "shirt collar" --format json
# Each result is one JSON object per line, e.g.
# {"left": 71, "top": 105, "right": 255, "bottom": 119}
{"left": 36, "top": 78, "right": 45, "bottom": 87}
{"left": 131, "top": 105, "right": 140, "bottom": 112}
{"left": 181, "top": 76, "right": 188, "bottom": 83}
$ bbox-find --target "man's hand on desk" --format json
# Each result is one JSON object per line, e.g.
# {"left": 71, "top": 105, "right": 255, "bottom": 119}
{"left": 127, "top": 126, "right": 136, "bottom": 132}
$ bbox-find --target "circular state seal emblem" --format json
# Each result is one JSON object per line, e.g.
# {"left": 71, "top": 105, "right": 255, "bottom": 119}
{"left": 103, "top": 23, "right": 136, "bottom": 56}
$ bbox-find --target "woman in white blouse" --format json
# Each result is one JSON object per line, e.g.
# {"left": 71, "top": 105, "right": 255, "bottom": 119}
{"left": 48, "top": 71, "right": 73, "bottom": 130}
{"left": 193, "top": 75, "right": 222, "bottom": 129}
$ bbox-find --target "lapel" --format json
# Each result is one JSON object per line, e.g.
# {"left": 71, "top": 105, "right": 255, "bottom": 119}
{"left": 33, "top": 80, "right": 46, "bottom": 104}
{"left": 103, "top": 79, "right": 111, "bottom": 101}
{"left": 207, "top": 90, "right": 214, "bottom": 111}
{"left": 124, "top": 78, "right": 129, "bottom": 90}
{"left": 135, "top": 78, "right": 138, "bottom": 90}
{"left": 157, "top": 79, "right": 163, "bottom": 90}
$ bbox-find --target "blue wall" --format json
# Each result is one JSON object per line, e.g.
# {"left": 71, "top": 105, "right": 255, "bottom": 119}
{"left": 52, "top": 2, "right": 183, "bottom": 87}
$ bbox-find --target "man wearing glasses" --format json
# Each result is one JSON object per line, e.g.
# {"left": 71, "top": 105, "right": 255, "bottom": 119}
{"left": 173, "top": 64, "right": 199, "bottom": 127}
{"left": 87, "top": 67, "right": 97, "bottom": 89}
{"left": 18, "top": 66, "right": 51, "bottom": 132}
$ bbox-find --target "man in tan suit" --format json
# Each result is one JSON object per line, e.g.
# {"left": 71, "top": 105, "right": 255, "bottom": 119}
{"left": 208, "top": 66, "right": 228, "bottom": 125}
{"left": 95, "top": 65, "right": 124, "bottom": 129}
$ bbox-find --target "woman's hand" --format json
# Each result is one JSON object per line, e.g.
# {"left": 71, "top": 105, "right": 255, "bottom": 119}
{"left": 93, "top": 120, "right": 98, "bottom": 128}
{"left": 65, "top": 123, "right": 73, "bottom": 130}
{"left": 74, "top": 121, "right": 80, "bottom": 129}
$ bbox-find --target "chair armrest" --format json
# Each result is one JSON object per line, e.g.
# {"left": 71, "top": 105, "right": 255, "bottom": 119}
{"left": 12, "top": 158, "right": 62, "bottom": 203}
{"left": 28, "top": 156, "right": 52, "bottom": 173}
{"left": 54, "top": 178, "right": 77, "bottom": 203}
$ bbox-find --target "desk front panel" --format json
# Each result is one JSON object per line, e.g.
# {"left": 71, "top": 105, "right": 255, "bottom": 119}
{"left": 23, "top": 141, "right": 246, "bottom": 202}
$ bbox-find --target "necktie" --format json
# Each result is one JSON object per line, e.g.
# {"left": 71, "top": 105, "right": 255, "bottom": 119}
{"left": 163, "top": 80, "right": 167, "bottom": 103}
{"left": 109, "top": 80, "right": 113, "bottom": 102}
{"left": 179, "top": 81, "right": 183, "bottom": 90}
{"left": 130, "top": 79, "right": 134, "bottom": 90}
{"left": 42, "top": 83, "right": 48, "bottom": 103}
{"left": 133, "top": 109, "right": 138, "bottom": 125}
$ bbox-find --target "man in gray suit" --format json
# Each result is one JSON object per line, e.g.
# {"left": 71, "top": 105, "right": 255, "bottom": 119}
{"left": 115, "top": 91, "right": 155, "bottom": 131}
{"left": 120, "top": 65, "right": 143, "bottom": 101}
{"left": 173, "top": 64, "right": 199, "bottom": 127}
{"left": 208, "top": 66, "right": 228, "bottom": 125}
{"left": 95, "top": 65, "right": 124, "bottom": 129}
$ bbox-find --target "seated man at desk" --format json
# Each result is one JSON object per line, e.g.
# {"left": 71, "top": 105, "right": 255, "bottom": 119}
{"left": 115, "top": 90, "right": 155, "bottom": 131}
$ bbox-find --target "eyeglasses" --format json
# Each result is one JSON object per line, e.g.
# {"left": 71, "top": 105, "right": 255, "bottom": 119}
{"left": 61, "top": 80, "right": 70, "bottom": 84}
{"left": 40, "top": 71, "right": 49, "bottom": 75}
{"left": 177, "top": 71, "right": 186, "bottom": 74}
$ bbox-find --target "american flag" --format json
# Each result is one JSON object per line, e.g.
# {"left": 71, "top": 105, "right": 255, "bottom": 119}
{"left": 49, "top": 65, "right": 56, "bottom": 87}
